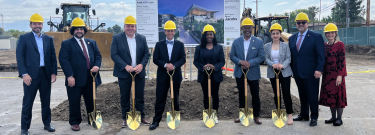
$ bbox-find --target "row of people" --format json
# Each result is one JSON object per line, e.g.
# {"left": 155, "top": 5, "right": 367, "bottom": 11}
{"left": 16, "top": 12, "right": 347, "bottom": 135}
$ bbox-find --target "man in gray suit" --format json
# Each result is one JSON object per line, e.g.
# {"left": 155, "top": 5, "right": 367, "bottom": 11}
{"left": 110, "top": 16, "right": 151, "bottom": 128}
{"left": 230, "top": 18, "right": 265, "bottom": 124}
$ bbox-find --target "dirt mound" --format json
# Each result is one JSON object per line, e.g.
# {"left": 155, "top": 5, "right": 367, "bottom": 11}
{"left": 0, "top": 65, "right": 18, "bottom": 72}
{"left": 346, "top": 45, "right": 375, "bottom": 56}
{"left": 52, "top": 76, "right": 300, "bottom": 124}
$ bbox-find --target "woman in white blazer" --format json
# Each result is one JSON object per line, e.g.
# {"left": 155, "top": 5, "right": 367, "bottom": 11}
{"left": 264, "top": 23, "right": 294, "bottom": 125}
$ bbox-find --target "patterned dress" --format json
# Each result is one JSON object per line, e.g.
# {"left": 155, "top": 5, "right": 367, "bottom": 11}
{"left": 319, "top": 41, "right": 347, "bottom": 108}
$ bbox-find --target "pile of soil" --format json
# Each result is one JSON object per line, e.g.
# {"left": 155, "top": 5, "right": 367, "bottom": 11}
{"left": 52, "top": 76, "right": 300, "bottom": 125}
{"left": 346, "top": 45, "right": 375, "bottom": 56}
{"left": 0, "top": 65, "right": 18, "bottom": 72}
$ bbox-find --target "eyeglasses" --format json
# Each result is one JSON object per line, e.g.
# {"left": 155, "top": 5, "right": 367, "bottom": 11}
{"left": 296, "top": 22, "right": 307, "bottom": 25}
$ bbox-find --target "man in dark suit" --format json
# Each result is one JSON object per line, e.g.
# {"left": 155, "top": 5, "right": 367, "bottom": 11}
{"left": 149, "top": 20, "right": 186, "bottom": 130}
{"left": 16, "top": 13, "right": 57, "bottom": 135}
{"left": 59, "top": 18, "right": 102, "bottom": 131}
{"left": 110, "top": 16, "right": 151, "bottom": 128}
{"left": 289, "top": 12, "right": 325, "bottom": 126}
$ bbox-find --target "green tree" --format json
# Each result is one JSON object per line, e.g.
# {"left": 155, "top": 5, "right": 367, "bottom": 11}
{"left": 0, "top": 27, "right": 4, "bottom": 35}
{"left": 332, "top": 0, "right": 365, "bottom": 26}
{"left": 107, "top": 27, "right": 113, "bottom": 33}
{"left": 307, "top": 6, "right": 320, "bottom": 30}
{"left": 112, "top": 24, "right": 123, "bottom": 34}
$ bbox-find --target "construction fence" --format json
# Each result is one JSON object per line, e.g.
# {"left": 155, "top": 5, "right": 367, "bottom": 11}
{"left": 313, "top": 26, "right": 375, "bottom": 46}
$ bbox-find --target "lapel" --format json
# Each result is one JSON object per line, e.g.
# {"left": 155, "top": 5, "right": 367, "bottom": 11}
{"left": 42, "top": 34, "right": 48, "bottom": 57}
{"left": 121, "top": 33, "right": 131, "bottom": 57}
{"left": 135, "top": 33, "right": 143, "bottom": 63}
{"left": 239, "top": 36, "right": 245, "bottom": 60}
{"left": 170, "top": 39, "right": 178, "bottom": 62}
{"left": 29, "top": 32, "right": 39, "bottom": 52}
{"left": 84, "top": 38, "right": 94, "bottom": 64}
{"left": 268, "top": 43, "right": 273, "bottom": 61}
{"left": 212, "top": 44, "right": 218, "bottom": 62}
{"left": 298, "top": 30, "right": 310, "bottom": 53}
{"left": 160, "top": 39, "right": 170, "bottom": 62}
{"left": 278, "top": 42, "right": 284, "bottom": 60}
{"left": 71, "top": 38, "right": 85, "bottom": 58}
{"left": 245, "top": 36, "right": 255, "bottom": 61}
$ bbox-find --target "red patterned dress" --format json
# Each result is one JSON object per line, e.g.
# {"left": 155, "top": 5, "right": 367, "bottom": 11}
{"left": 319, "top": 41, "right": 347, "bottom": 108}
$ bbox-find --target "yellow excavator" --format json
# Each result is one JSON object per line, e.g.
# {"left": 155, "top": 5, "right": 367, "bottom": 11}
{"left": 241, "top": 8, "right": 292, "bottom": 44}
{"left": 45, "top": 3, "right": 114, "bottom": 68}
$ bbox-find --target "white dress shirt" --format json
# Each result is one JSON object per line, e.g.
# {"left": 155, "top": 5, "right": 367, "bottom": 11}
{"left": 243, "top": 36, "right": 252, "bottom": 60}
{"left": 166, "top": 38, "right": 174, "bottom": 60}
{"left": 296, "top": 29, "right": 308, "bottom": 48}
{"left": 74, "top": 37, "right": 90, "bottom": 60}
{"left": 126, "top": 34, "right": 137, "bottom": 67}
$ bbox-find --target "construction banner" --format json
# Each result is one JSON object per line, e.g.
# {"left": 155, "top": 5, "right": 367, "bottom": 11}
{"left": 136, "top": 0, "right": 159, "bottom": 47}
{"left": 224, "top": 0, "right": 241, "bottom": 46}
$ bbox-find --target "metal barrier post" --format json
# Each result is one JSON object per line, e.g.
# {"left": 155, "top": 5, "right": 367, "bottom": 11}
{"left": 190, "top": 47, "right": 192, "bottom": 81}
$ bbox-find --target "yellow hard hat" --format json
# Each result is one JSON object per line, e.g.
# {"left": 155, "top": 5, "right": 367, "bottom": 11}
{"left": 241, "top": 18, "right": 254, "bottom": 27}
{"left": 324, "top": 23, "right": 338, "bottom": 33}
{"left": 164, "top": 20, "right": 176, "bottom": 30}
{"left": 124, "top": 16, "right": 136, "bottom": 24}
{"left": 29, "top": 13, "right": 44, "bottom": 23}
{"left": 71, "top": 17, "right": 86, "bottom": 27}
{"left": 202, "top": 24, "right": 216, "bottom": 34}
{"left": 295, "top": 12, "right": 310, "bottom": 22}
{"left": 269, "top": 23, "right": 283, "bottom": 33}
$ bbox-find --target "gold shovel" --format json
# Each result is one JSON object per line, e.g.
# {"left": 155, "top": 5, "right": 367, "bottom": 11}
{"left": 239, "top": 68, "right": 253, "bottom": 126}
{"left": 271, "top": 70, "right": 287, "bottom": 128}
{"left": 88, "top": 71, "right": 102, "bottom": 129}
{"left": 203, "top": 69, "right": 217, "bottom": 128}
{"left": 126, "top": 71, "right": 141, "bottom": 130}
{"left": 166, "top": 69, "right": 180, "bottom": 129}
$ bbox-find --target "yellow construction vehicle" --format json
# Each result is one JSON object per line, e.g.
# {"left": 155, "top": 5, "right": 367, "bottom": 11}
{"left": 45, "top": 3, "right": 114, "bottom": 68}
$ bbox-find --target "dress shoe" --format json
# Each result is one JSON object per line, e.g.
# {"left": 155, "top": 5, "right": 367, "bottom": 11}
{"left": 71, "top": 125, "right": 80, "bottom": 131}
{"left": 44, "top": 125, "right": 56, "bottom": 132}
{"left": 325, "top": 118, "right": 337, "bottom": 124}
{"left": 333, "top": 119, "right": 343, "bottom": 126}
{"left": 141, "top": 118, "right": 151, "bottom": 125}
{"left": 21, "top": 129, "right": 29, "bottom": 135}
{"left": 310, "top": 119, "right": 318, "bottom": 126}
{"left": 149, "top": 122, "right": 159, "bottom": 130}
{"left": 293, "top": 115, "right": 309, "bottom": 121}
{"left": 254, "top": 117, "right": 262, "bottom": 124}
{"left": 122, "top": 119, "right": 127, "bottom": 128}
{"left": 234, "top": 118, "right": 240, "bottom": 123}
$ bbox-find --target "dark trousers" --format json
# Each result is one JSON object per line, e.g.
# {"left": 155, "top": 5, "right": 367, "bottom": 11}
{"left": 200, "top": 73, "right": 220, "bottom": 110}
{"left": 118, "top": 74, "right": 146, "bottom": 119}
{"left": 269, "top": 71, "right": 293, "bottom": 114}
{"left": 152, "top": 76, "right": 180, "bottom": 123}
{"left": 21, "top": 67, "right": 51, "bottom": 130}
{"left": 235, "top": 74, "right": 261, "bottom": 117}
{"left": 66, "top": 70, "right": 94, "bottom": 125}
{"left": 295, "top": 77, "right": 320, "bottom": 119}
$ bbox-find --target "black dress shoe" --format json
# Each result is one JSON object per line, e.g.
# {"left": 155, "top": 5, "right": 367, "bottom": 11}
{"left": 21, "top": 129, "right": 29, "bottom": 135}
{"left": 333, "top": 119, "right": 343, "bottom": 126}
{"left": 149, "top": 122, "right": 159, "bottom": 130}
{"left": 310, "top": 119, "right": 318, "bottom": 126}
{"left": 293, "top": 115, "right": 309, "bottom": 121}
{"left": 44, "top": 125, "right": 56, "bottom": 132}
{"left": 325, "top": 118, "right": 337, "bottom": 124}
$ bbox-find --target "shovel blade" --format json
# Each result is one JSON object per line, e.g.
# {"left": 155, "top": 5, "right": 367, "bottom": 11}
{"left": 272, "top": 109, "right": 287, "bottom": 128}
{"left": 167, "top": 111, "right": 180, "bottom": 129}
{"left": 88, "top": 111, "right": 103, "bottom": 129}
{"left": 126, "top": 111, "right": 141, "bottom": 130}
{"left": 203, "top": 109, "right": 217, "bottom": 128}
{"left": 239, "top": 108, "right": 253, "bottom": 126}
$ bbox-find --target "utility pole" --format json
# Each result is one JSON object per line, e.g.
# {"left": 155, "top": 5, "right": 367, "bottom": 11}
{"left": 346, "top": 0, "right": 349, "bottom": 28}
{"left": 366, "top": 0, "right": 370, "bottom": 26}
{"left": 0, "top": 14, "right": 3, "bottom": 30}
{"left": 252, "top": 0, "right": 261, "bottom": 18}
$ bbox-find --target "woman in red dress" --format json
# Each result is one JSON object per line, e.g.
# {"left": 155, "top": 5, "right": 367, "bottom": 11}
{"left": 319, "top": 23, "right": 347, "bottom": 126}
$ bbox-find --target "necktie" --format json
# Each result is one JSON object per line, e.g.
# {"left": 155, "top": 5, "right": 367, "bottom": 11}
{"left": 79, "top": 39, "right": 90, "bottom": 69}
{"left": 166, "top": 40, "right": 173, "bottom": 45}
{"left": 296, "top": 35, "right": 303, "bottom": 52}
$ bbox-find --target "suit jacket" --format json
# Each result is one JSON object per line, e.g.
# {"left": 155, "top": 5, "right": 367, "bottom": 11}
{"left": 16, "top": 32, "right": 57, "bottom": 79}
{"left": 193, "top": 44, "right": 225, "bottom": 83}
{"left": 264, "top": 41, "right": 293, "bottom": 78}
{"left": 111, "top": 33, "right": 150, "bottom": 78}
{"left": 288, "top": 30, "right": 325, "bottom": 78}
{"left": 153, "top": 39, "right": 186, "bottom": 83}
{"left": 230, "top": 36, "right": 265, "bottom": 80}
{"left": 59, "top": 37, "right": 102, "bottom": 87}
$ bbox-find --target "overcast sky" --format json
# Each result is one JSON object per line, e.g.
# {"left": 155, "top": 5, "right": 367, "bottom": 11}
{"left": 0, "top": 0, "right": 373, "bottom": 24}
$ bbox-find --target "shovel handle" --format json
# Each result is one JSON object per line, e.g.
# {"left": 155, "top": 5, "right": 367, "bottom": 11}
{"left": 208, "top": 78, "right": 211, "bottom": 98}
{"left": 242, "top": 69, "right": 249, "bottom": 96}
{"left": 130, "top": 71, "right": 137, "bottom": 100}
{"left": 170, "top": 80, "right": 174, "bottom": 98}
